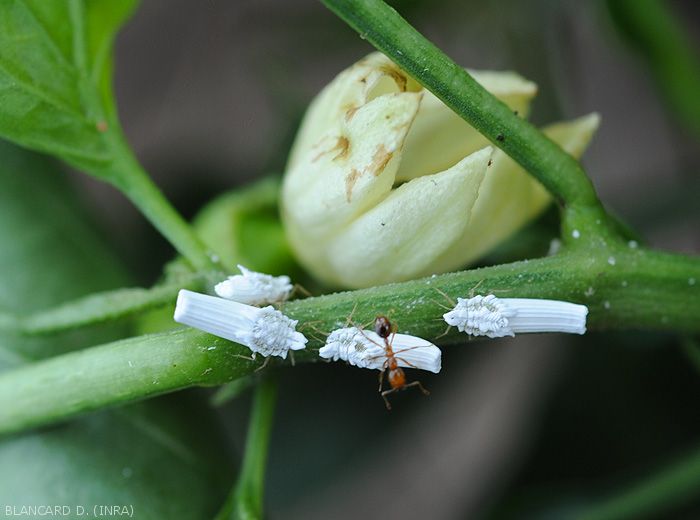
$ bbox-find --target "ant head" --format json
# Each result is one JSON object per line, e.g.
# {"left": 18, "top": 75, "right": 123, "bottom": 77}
{"left": 374, "top": 315, "right": 393, "bottom": 338}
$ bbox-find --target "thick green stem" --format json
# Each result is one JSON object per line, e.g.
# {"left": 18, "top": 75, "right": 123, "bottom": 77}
{"left": 215, "top": 378, "right": 277, "bottom": 520}
{"left": 0, "top": 271, "right": 217, "bottom": 336}
{"left": 0, "top": 245, "right": 698, "bottom": 435}
{"left": 321, "top": 0, "right": 602, "bottom": 213}
{"left": 0, "top": 328, "right": 249, "bottom": 435}
{"left": 577, "top": 444, "right": 700, "bottom": 520}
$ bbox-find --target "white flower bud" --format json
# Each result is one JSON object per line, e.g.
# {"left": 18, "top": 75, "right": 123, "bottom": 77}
{"left": 320, "top": 327, "right": 441, "bottom": 373}
{"left": 214, "top": 265, "right": 292, "bottom": 306}
{"left": 282, "top": 52, "right": 600, "bottom": 288}
{"left": 174, "top": 290, "right": 307, "bottom": 358}
{"left": 443, "top": 294, "right": 588, "bottom": 338}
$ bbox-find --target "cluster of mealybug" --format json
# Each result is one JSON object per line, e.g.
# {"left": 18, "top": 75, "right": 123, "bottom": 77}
{"left": 175, "top": 266, "right": 588, "bottom": 409}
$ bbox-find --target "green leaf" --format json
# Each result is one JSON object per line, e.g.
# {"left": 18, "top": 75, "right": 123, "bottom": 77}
{"left": 0, "top": 0, "right": 216, "bottom": 271}
{"left": 1, "top": 398, "right": 231, "bottom": 520}
{"left": 606, "top": 0, "right": 700, "bottom": 139}
{"left": 0, "top": 139, "right": 129, "bottom": 363}
{"left": 193, "top": 177, "right": 297, "bottom": 275}
{"left": 0, "top": 141, "right": 229, "bottom": 517}
{"left": 0, "top": 0, "right": 138, "bottom": 174}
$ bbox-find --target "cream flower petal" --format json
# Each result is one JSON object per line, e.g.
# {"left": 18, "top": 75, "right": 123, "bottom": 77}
{"left": 429, "top": 113, "right": 601, "bottom": 273}
{"left": 288, "top": 52, "right": 421, "bottom": 169}
{"left": 281, "top": 52, "right": 599, "bottom": 288}
{"left": 283, "top": 92, "right": 421, "bottom": 241}
{"left": 326, "top": 147, "right": 493, "bottom": 287}
{"left": 396, "top": 70, "right": 537, "bottom": 182}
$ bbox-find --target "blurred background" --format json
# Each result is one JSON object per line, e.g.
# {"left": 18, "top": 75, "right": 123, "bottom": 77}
{"left": 66, "top": 0, "right": 700, "bottom": 518}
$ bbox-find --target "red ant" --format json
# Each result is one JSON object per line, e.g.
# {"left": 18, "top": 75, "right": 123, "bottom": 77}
{"left": 373, "top": 315, "right": 429, "bottom": 410}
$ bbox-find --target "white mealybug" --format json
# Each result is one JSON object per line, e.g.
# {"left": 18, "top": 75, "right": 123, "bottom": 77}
{"left": 214, "top": 264, "right": 293, "bottom": 306}
{"left": 443, "top": 294, "right": 588, "bottom": 338}
{"left": 174, "top": 290, "right": 307, "bottom": 358}
{"left": 319, "top": 327, "right": 442, "bottom": 373}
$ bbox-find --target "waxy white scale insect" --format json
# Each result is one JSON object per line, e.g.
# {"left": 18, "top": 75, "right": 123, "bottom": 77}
{"left": 443, "top": 294, "right": 588, "bottom": 338}
{"left": 214, "top": 265, "right": 293, "bottom": 306}
{"left": 174, "top": 290, "right": 307, "bottom": 358}
{"left": 320, "top": 326, "right": 441, "bottom": 373}
{"left": 322, "top": 316, "right": 439, "bottom": 409}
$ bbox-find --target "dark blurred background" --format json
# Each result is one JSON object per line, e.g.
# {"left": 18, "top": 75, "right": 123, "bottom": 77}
{"left": 70, "top": 0, "right": 700, "bottom": 518}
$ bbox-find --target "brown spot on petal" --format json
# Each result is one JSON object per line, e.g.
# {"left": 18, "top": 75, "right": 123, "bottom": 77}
{"left": 380, "top": 66, "right": 407, "bottom": 92}
{"left": 345, "top": 168, "right": 362, "bottom": 202}
{"left": 312, "top": 136, "right": 350, "bottom": 162}
{"left": 332, "top": 136, "right": 350, "bottom": 161}
{"left": 368, "top": 144, "right": 393, "bottom": 176}
{"left": 345, "top": 105, "right": 359, "bottom": 121}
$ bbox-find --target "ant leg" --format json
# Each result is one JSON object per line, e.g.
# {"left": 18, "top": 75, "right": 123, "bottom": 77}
{"left": 380, "top": 388, "right": 396, "bottom": 410}
{"left": 359, "top": 317, "right": 374, "bottom": 330}
{"left": 341, "top": 302, "right": 375, "bottom": 332}
{"left": 254, "top": 356, "right": 271, "bottom": 372}
{"left": 404, "top": 380, "right": 430, "bottom": 396}
{"left": 394, "top": 356, "right": 420, "bottom": 370}
{"left": 344, "top": 302, "right": 359, "bottom": 327}
{"left": 433, "top": 287, "right": 456, "bottom": 307}
{"left": 468, "top": 279, "right": 485, "bottom": 298}
{"left": 234, "top": 353, "right": 256, "bottom": 362}
{"left": 377, "top": 369, "right": 385, "bottom": 392}
{"left": 298, "top": 321, "right": 328, "bottom": 346}
{"left": 356, "top": 327, "right": 387, "bottom": 350}
{"left": 435, "top": 323, "right": 452, "bottom": 340}
{"left": 298, "top": 320, "right": 324, "bottom": 333}
{"left": 289, "top": 351, "right": 296, "bottom": 367}
{"left": 292, "top": 283, "right": 312, "bottom": 298}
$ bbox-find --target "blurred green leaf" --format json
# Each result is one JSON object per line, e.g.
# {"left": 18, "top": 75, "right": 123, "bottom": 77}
{"left": 193, "top": 177, "right": 297, "bottom": 275}
{"left": 0, "top": 140, "right": 229, "bottom": 517}
{"left": 606, "top": 0, "right": 700, "bottom": 139}
{"left": 0, "top": 0, "right": 138, "bottom": 174}
{"left": 0, "top": 139, "right": 129, "bottom": 362}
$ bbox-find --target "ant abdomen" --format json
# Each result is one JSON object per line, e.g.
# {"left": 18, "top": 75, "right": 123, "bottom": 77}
{"left": 388, "top": 367, "right": 406, "bottom": 389}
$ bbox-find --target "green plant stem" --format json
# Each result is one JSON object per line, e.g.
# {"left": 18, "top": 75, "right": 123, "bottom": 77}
{"left": 606, "top": 0, "right": 700, "bottom": 139}
{"left": 321, "top": 0, "right": 602, "bottom": 215}
{"left": 215, "top": 378, "right": 277, "bottom": 520}
{"left": 577, "top": 444, "right": 700, "bottom": 520}
{"left": 0, "top": 244, "right": 698, "bottom": 435}
{"left": 0, "top": 271, "right": 216, "bottom": 336}
{"left": 67, "top": 0, "right": 215, "bottom": 273}
{"left": 0, "top": 328, "right": 249, "bottom": 435}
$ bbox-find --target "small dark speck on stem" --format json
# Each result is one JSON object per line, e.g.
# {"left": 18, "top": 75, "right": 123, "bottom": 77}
{"left": 496, "top": 133, "right": 505, "bottom": 142}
